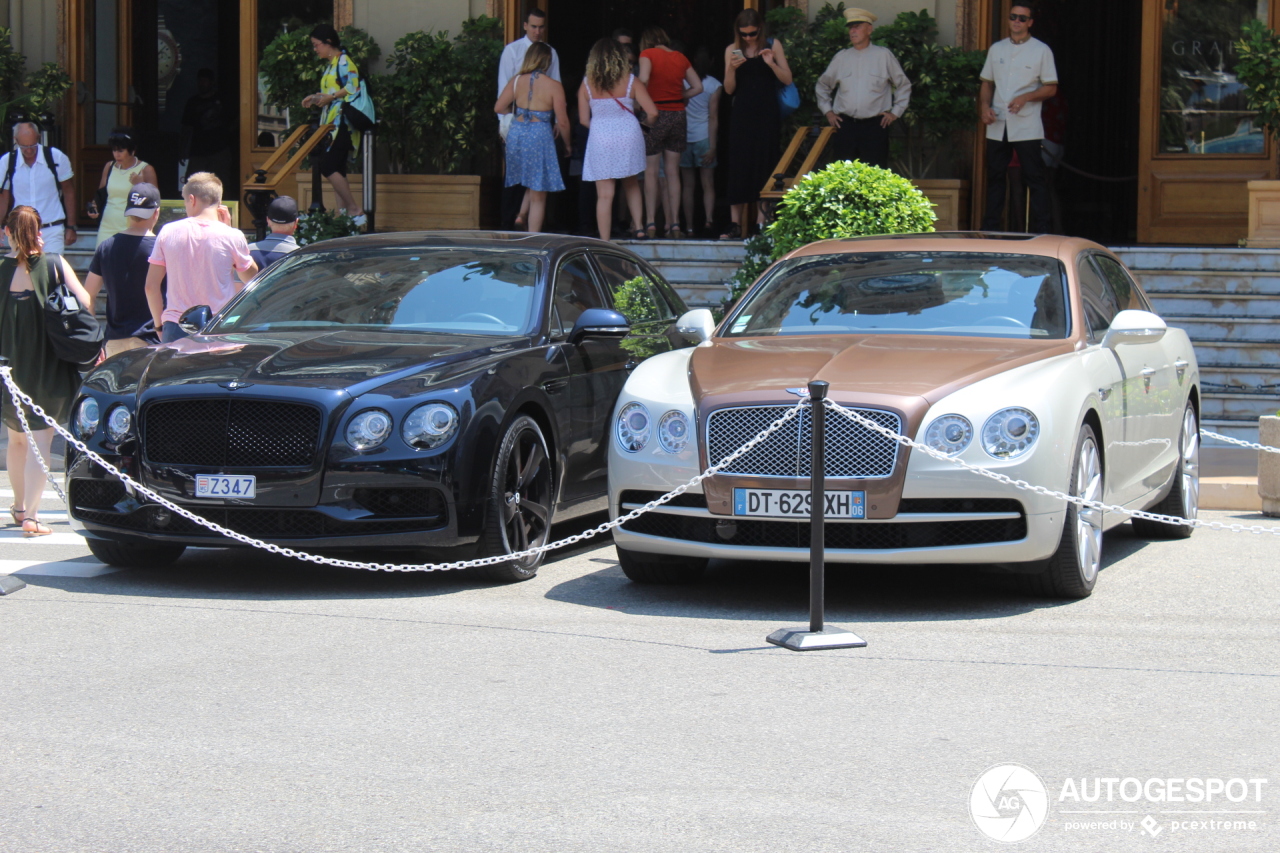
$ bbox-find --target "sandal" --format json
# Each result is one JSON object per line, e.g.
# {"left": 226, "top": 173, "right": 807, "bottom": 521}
{"left": 719, "top": 223, "right": 742, "bottom": 241}
{"left": 666, "top": 225, "right": 683, "bottom": 240}
{"left": 22, "top": 518, "right": 52, "bottom": 538}
{"left": 633, "top": 228, "right": 648, "bottom": 240}
{"left": 644, "top": 222, "right": 657, "bottom": 240}
{"left": 513, "top": 214, "right": 526, "bottom": 230}
{"left": 9, "top": 505, "right": 23, "bottom": 526}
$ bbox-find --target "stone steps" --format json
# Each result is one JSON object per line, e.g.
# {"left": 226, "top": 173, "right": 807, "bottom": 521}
{"left": 622, "top": 238, "right": 746, "bottom": 309}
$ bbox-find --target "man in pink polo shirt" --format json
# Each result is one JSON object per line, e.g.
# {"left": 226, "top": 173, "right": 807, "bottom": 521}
{"left": 146, "top": 171, "right": 258, "bottom": 342}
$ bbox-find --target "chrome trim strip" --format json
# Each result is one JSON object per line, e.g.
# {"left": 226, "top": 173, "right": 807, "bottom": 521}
{"left": 621, "top": 503, "right": 1021, "bottom": 523}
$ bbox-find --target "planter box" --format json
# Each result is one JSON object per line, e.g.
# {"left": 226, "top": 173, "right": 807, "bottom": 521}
{"left": 1259, "top": 415, "right": 1280, "bottom": 517}
{"left": 912, "top": 179, "right": 970, "bottom": 231}
{"left": 295, "top": 173, "right": 486, "bottom": 231}
{"left": 1246, "top": 180, "right": 1280, "bottom": 248}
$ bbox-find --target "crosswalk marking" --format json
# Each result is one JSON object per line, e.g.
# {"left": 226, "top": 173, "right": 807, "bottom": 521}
{"left": 0, "top": 531, "right": 88, "bottom": 546}
{"left": 0, "top": 489, "right": 61, "bottom": 500}
{"left": 0, "top": 558, "right": 118, "bottom": 578}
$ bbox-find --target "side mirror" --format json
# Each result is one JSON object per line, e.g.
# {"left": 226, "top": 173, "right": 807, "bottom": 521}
{"left": 676, "top": 308, "right": 716, "bottom": 344}
{"left": 1101, "top": 309, "right": 1166, "bottom": 348}
{"left": 178, "top": 305, "right": 213, "bottom": 336}
{"left": 569, "top": 308, "right": 630, "bottom": 344}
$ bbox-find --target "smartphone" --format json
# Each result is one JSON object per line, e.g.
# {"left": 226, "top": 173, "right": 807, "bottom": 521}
{"left": 731, "top": 49, "right": 744, "bottom": 59}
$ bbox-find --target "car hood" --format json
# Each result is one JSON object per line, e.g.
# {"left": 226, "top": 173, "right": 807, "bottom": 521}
{"left": 87, "top": 330, "right": 527, "bottom": 397}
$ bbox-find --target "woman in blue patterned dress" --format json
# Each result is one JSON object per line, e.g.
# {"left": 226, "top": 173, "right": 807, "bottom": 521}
{"left": 495, "top": 43, "right": 570, "bottom": 233}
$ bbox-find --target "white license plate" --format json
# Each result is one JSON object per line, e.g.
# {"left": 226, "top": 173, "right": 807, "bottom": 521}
{"left": 195, "top": 474, "right": 257, "bottom": 499}
{"left": 733, "top": 488, "right": 865, "bottom": 519}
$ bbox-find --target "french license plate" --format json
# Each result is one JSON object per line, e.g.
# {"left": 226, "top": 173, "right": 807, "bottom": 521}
{"left": 195, "top": 474, "right": 257, "bottom": 499}
{"left": 733, "top": 488, "right": 865, "bottom": 519}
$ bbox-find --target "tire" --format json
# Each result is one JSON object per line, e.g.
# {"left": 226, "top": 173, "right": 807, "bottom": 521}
{"left": 1025, "top": 423, "right": 1104, "bottom": 599}
{"left": 478, "top": 415, "right": 554, "bottom": 583}
{"left": 1131, "top": 403, "right": 1198, "bottom": 540}
{"left": 615, "top": 546, "right": 708, "bottom": 584}
{"left": 87, "top": 538, "right": 186, "bottom": 568}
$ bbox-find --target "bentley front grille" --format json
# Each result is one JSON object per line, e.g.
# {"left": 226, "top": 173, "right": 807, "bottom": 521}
{"left": 143, "top": 399, "right": 323, "bottom": 467}
{"left": 706, "top": 404, "right": 901, "bottom": 479}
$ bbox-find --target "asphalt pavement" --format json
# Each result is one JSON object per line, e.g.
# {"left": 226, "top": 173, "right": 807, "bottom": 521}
{"left": 0, "top": 471, "right": 1277, "bottom": 852}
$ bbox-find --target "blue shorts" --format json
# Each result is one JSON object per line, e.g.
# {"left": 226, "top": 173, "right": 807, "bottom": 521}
{"left": 680, "top": 138, "right": 716, "bottom": 170}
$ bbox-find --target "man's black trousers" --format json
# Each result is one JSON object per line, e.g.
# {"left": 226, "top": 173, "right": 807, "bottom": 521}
{"left": 982, "top": 135, "right": 1050, "bottom": 233}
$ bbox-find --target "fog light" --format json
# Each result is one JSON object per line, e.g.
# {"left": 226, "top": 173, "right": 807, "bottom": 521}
{"left": 147, "top": 506, "right": 172, "bottom": 529}
{"left": 715, "top": 519, "right": 737, "bottom": 540}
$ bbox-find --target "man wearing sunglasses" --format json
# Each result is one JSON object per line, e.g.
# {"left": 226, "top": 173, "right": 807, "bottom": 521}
{"left": 0, "top": 122, "right": 78, "bottom": 252}
{"left": 978, "top": 4, "right": 1057, "bottom": 233}
{"left": 815, "top": 7, "right": 911, "bottom": 170}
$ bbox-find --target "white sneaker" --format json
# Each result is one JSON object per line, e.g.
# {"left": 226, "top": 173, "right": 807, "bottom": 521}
{"left": 352, "top": 213, "right": 367, "bottom": 227}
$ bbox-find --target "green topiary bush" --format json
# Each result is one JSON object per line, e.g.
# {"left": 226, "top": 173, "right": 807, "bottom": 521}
{"left": 766, "top": 159, "right": 936, "bottom": 258}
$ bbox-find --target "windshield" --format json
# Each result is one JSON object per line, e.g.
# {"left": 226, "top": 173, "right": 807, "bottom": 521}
{"left": 725, "top": 252, "right": 1069, "bottom": 340}
{"left": 210, "top": 248, "right": 543, "bottom": 335}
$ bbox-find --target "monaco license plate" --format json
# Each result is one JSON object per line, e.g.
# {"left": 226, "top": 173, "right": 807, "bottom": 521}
{"left": 195, "top": 474, "right": 257, "bottom": 499}
{"left": 733, "top": 488, "right": 865, "bottom": 519}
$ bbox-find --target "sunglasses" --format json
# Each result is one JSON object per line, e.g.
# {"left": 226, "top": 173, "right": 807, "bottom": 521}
{"left": 739, "top": 29, "right": 759, "bottom": 37}
{"left": 16, "top": 143, "right": 38, "bottom": 151}
{"left": 1009, "top": 13, "right": 1031, "bottom": 22}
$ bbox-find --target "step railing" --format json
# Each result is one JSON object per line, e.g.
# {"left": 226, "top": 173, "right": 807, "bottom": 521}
{"left": 240, "top": 122, "right": 333, "bottom": 239}
{"left": 759, "top": 125, "right": 835, "bottom": 219}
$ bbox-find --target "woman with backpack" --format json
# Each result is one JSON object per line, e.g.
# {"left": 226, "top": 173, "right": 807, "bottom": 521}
{"left": 302, "top": 25, "right": 376, "bottom": 227}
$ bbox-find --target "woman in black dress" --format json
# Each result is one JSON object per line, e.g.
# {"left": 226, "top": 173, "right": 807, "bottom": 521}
{"left": 722, "top": 8, "right": 792, "bottom": 240}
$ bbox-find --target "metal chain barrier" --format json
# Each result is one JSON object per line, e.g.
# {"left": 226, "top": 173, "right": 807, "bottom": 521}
{"left": 1200, "top": 428, "right": 1280, "bottom": 455}
{"left": 824, "top": 400, "right": 1280, "bottom": 537}
{"left": 0, "top": 366, "right": 804, "bottom": 572}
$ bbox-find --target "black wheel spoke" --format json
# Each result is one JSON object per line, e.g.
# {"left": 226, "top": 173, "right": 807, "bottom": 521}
{"left": 517, "top": 440, "right": 545, "bottom": 490}
{"left": 522, "top": 499, "right": 550, "bottom": 526}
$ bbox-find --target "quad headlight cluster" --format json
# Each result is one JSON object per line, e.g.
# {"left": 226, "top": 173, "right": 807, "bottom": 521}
{"left": 616, "top": 402, "right": 691, "bottom": 454}
{"left": 924, "top": 407, "right": 1040, "bottom": 459}
{"left": 345, "top": 402, "right": 459, "bottom": 451}
{"left": 73, "top": 398, "right": 135, "bottom": 443}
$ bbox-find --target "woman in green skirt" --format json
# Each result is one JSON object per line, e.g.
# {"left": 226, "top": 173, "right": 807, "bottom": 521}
{"left": 0, "top": 206, "right": 94, "bottom": 537}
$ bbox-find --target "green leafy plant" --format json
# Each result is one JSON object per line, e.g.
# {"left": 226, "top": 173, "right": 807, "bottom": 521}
{"left": 374, "top": 16, "right": 503, "bottom": 174}
{"left": 727, "top": 160, "right": 935, "bottom": 303}
{"left": 0, "top": 29, "right": 74, "bottom": 147}
{"left": 1236, "top": 19, "right": 1280, "bottom": 144}
{"left": 296, "top": 208, "right": 361, "bottom": 246}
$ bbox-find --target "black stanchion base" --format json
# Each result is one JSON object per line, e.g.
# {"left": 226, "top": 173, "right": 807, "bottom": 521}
{"left": 0, "top": 575, "right": 27, "bottom": 595}
{"left": 766, "top": 626, "right": 866, "bottom": 651}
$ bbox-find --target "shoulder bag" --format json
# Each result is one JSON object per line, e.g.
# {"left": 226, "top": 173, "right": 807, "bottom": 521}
{"left": 43, "top": 256, "right": 104, "bottom": 366}
{"left": 767, "top": 39, "right": 800, "bottom": 118}
{"left": 336, "top": 57, "right": 377, "bottom": 133}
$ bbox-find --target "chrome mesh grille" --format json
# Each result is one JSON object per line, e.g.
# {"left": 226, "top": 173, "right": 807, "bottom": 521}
{"left": 706, "top": 405, "right": 901, "bottom": 478}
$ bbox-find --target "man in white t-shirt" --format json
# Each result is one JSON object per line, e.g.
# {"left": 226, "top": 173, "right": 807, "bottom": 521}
{"left": 0, "top": 122, "right": 78, "bottom": 252}
{"left": 978, "top": 3, "right": 1058, "bottom": 233}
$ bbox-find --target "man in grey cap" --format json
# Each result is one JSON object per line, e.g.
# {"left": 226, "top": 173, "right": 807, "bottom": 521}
{"left": 815, "top": 7, "right": 911, "bottom": 170}
{"left": 248, "top": 196, "right": 300, "bottom": 272}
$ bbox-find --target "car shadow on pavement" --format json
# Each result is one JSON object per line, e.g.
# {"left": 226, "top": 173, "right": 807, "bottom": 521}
{"left": 543, "top": 521, "right": 1156, "bottom": 623}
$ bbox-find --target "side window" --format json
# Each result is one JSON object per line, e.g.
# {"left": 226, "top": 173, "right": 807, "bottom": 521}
{"left": 1076, "top": 255, "right": 1121, "bottom": 342}
{"left": 550, "top": 254, "right": 605, "bottom": 338}
{"left": 1093, "top": 255, "right": 1152, "bottom": 312}
{"left": 594, "top": 254, "right": 677, "bottom": 324}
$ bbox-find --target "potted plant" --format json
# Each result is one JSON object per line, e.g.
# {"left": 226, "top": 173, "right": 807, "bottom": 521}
{"left": 0, "top": 27, "right": 72, "bottom": 147}
{"left": 1235, "top": 19, "right": 1280, "bottom": 248}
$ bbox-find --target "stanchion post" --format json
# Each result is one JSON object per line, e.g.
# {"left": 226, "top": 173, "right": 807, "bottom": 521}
{"left": 362, "top": 128, "right": 375, "bottom": 233}
{"left": 766, "top": 380, "right": 865, "bottom": 651}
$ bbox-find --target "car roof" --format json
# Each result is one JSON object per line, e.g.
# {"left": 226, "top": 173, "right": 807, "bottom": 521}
{"left": 785, "top": 232, "right": 1110, "bottom": 261}
{"left": 292, "top": 230, "right": 623, "bottom": 257}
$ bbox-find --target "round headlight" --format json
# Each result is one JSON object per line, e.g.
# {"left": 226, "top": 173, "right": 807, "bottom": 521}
{"left": 924, "top": 414, "right": 973, "bottom": 456}
{"left": 345, "top": 409, "right": 393, "bottom": 451}
{"left": 615, "top": 402, "right": 651, "bottom": 453}
{"left": 657, "top": 410, "right": 690, "bottom": 453}
{"left": 982, "top": 407, "right": 1040, "bottom": 459}
{"left": 402, "top": 402, "right": 459, "bottom": 449}
{"left": 74, "top": 397, "right": 100, "bottom": 439}
{"left": 106, "top": 406, "right": 133, "bottom": 442}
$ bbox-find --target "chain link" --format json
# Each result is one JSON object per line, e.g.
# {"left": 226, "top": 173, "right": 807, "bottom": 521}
{"left": 825, "top": 400, "right": 1280, "bottom": 538}
{"left": 1200, "top": 429, "right": 1280, "bottom": 455}
{"left": 1, "top": 366, "right": 804, "bottom": 572}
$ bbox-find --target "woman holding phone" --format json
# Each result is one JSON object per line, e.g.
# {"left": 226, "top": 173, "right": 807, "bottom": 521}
{"left": 722, "top": 8, "right": 791, "bottom": 240}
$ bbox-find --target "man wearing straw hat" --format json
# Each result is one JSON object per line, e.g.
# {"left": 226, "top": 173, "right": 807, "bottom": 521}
{"left": 815, "top": 7, "right": 911, "bottom": 170}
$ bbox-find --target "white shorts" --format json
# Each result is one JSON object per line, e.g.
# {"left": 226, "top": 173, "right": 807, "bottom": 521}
{"left": 40, "top": 223, "right": 65, "bottom": 254}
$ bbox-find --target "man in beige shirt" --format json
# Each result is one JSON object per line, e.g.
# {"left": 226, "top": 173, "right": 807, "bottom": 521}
{"left": 815, "top": 7, "right": 912, "bottom": 170}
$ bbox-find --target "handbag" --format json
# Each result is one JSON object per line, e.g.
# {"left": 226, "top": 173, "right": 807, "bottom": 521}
{"left": 765, "top": 41, "right": 800, "bottom": 118}
{"left": 42, "top": 257, "right": 104, "bottom": 367}
{"left": 336, "top": 57, "right": 376, "bottom": 133}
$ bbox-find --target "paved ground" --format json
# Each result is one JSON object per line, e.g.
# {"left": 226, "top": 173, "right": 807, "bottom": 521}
{"left": 0, "top": 472, "right": 1277, "bottom": 852}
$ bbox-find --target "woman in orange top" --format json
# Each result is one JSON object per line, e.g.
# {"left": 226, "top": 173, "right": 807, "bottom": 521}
{"left": 639, "top": 27, "right": 701, "bottom": 239}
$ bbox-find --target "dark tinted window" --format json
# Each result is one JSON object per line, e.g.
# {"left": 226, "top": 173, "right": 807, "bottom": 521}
{"left": 725, "top": 252, "right": 1069, "bottom": 339}
{"left": 1093, "top": 255, "right": 1152, "bottom": 312}
{"left": 550, "top": 254, "right": 604, "bottom": 338}
{"left": 1077, "top": 255, "right": 1122, "bottom": 340}
{"left": 594, "top": 254, "right": 677, "bottom": 323}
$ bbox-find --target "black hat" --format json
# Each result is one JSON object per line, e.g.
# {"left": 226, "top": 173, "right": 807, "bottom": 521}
{"left": 266, "top": 196, "right": 299, "bottom": 223}
{"left": 124, "top": 183, "right": 161, "bottom": 217}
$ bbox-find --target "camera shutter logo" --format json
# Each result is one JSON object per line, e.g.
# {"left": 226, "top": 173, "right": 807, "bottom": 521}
{"left": 970, "top": 764, "right": 1050, "bottom": 842}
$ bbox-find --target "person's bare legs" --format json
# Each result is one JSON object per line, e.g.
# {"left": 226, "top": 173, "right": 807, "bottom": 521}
{"left": 516, "top": 190, "right": 531, "bottom": 228}
{"left": 622, "top": 175, "right": 644, "bottom": 236}
{"left": 643, "top": 153, "right": 661, "bottom": 236}
{"left": 662, "top": 149, "right": 682, "bottom": 234}
{"left": 700, "top": 165, "right": 716, "bottom": 231}
{"left": 326, "top": 173, "right": 364, "bottom": 217}
{"left": 527, "top": 190, "right": 548, "bottom": 233}
{"left": 595, "top": 178, "right": 617, "bottom": 241}
{"left": 7, "top": 427, "right": 26, "bottom": 520}
{"left": 681, "top": 166, "right": 697, "bottom": 236}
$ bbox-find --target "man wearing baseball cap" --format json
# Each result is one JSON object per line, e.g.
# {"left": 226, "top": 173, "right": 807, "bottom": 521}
{"left": 248, "top": 195, "right": 300, "bottom": 272}
{"left": 83, "top": 183, "right": 163, "bottom": 358}
{"left": 815, "top": 7, "right": 911, "bottom": 170}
